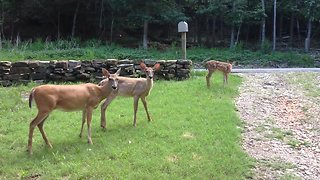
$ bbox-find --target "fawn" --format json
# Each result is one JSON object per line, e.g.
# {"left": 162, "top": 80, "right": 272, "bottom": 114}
{"left": 100, "top": 62, "right": 161, "bottom": 128}
{"left": 205, "top": 60, "right": 233, "bottom": 88}
{"left": 27, "top": 68, "right": 121, "bottom": 154}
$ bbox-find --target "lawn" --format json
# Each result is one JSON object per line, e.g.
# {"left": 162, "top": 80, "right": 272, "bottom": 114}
{"left": 0, "top": 72, "right": 252, "bottom": 179}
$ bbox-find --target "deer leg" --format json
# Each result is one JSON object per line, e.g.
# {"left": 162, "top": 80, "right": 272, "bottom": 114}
{"left": 86, "top": 107, "right": 93, "bottom": 144}
{"left": 206, "top": 70, "right": 214, "bottom": 88}
{"left": 28, "top": 111, "right": 50, "bottom": 155}
{"left": 100, "top": 95, "right": 117, "bottom": 129}
{"left": 133, "top": 96, "right": 140, "bottom": 127}
{"left": 79, "top": 110, "right": 87, "bottom": 138}
{"left": 141, "top": 97, "right": 152, "bottom": 122}
{"left": 37, "top": 115, "right": 52, "bottom": 148}
{"left": 223, "top": 73, "right": 229, "bottom": 87}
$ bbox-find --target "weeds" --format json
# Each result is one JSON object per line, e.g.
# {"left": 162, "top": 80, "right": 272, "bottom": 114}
{"left": 0, "top": 39, "right": 316, "bottom": 67}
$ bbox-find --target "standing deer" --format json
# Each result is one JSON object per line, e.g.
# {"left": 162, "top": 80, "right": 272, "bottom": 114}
{"left": 205, "top": 60, "right": 233, "bottom": 88}
{"left": 100, "top": 62, "right": 161, "bottom": 128}
{"left": 27, "top": 68, "right": 121, "bottom": 155}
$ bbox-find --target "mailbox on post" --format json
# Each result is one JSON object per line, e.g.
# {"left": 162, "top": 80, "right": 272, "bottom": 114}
{"left": 178, "top": 21, "right": 188, "bottom": 60}
{"left": 178, "top": 21, "right": 188, "bottom": 33}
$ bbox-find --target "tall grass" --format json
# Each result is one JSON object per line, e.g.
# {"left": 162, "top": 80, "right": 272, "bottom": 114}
{"left": 0, "top": 73, "right": 253, "bottom": 179}
{"left": 0, "top": 39, "right": 315, "bottom": 67}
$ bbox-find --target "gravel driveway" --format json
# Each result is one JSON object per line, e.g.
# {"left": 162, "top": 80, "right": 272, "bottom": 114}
{"left": 235, "top": 72, "right": 320, "bottom": 179}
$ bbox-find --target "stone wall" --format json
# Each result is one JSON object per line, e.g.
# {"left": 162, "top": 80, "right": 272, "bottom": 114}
{"left": 0, "top": 59, "right": 192, "bottom": 86}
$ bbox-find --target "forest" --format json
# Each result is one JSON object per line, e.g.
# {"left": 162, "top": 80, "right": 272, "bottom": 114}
{"left": 0, "top": 0, "right": 320, "bottom": 52}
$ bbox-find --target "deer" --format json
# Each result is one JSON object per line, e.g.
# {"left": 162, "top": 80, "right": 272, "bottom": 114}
{"left": 205, "top": 60, "right": 234, "bottom": 88}
{"left": 100, "top": 62, "right": 161, "bottom": 129}
{"left": 27, "top": 68, "right": 121, "bottom": 155}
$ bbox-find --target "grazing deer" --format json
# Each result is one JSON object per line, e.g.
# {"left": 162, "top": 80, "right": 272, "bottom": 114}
{"left": 100, "top": 62, "right": 161, "bottom": 128}
{"left": 205, "top": 60, "right": 233, "bottom": 88}
{"left": 27, "top": 68, "right": 121, "bottom": 155}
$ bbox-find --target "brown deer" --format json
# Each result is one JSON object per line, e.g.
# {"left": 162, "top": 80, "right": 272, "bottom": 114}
{"left": 100, "top": 62, "right": 161, "bottom": 128}
{"left": 27, "top": 68, "right": 121, "bottom": 154}
{"left": 205, "top": 60, "right": 234, "bottom": 88}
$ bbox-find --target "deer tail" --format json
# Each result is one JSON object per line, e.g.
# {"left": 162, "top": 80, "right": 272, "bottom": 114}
{"left": 29, "top": 89, "right": 35, "bottom": 108}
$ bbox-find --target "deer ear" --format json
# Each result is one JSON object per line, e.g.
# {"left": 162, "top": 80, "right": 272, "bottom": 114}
{"left": 140, "top": 62, "right": 147, "bottom": 71}
{"left": 102, "top": 68, "right": 110, "bottom": 78}
{"left": 153, "top": 63, "right": 161, "bottom": 71}
{"left": 115, "top": 68, "right": 121, "bottom": 76}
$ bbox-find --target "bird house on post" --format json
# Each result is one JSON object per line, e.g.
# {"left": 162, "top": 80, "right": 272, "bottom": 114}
{"left": 178, "top": 21, "right": 188, "bottom": 60}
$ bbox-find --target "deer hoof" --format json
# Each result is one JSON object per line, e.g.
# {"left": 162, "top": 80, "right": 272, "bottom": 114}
{"left": 27, "top": 149, "right": 33, "bottom": 155}
{"left": 88, "top": 139, "right": 93, "bottom": 144}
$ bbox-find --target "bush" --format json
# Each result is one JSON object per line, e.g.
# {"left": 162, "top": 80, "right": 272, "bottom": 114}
{"left": 260, "top": 40, "right": 272, "bottom": 54}
{"left": 0, "top": 39, "right": 316, "bottom": 67}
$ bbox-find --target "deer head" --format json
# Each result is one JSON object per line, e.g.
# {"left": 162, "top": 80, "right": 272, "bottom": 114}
{"left": 140, "top": 62, "right": 161, "bottom": 79}
{"left": 100, "top": 68, "right": 121, "bottom": 90}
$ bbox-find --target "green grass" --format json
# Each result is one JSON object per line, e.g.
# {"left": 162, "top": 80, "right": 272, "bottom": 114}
{"left": 286, "top": 73, "right": 320, "bottom": 97}
{"left": 0, "top": 40, "right": 316, "bottom": 67}
{"left": 0, "top": 73, "right": 253, "bottom": 179}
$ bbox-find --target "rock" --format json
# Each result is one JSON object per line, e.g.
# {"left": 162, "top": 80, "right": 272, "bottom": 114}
{"left": 28, "top": 61, "right": 40, "bottom": 68}
{"left": 68, "top": 60, "right": 81, "bottom": 69}
{"left": 119, "top": 59, "right": 133, "bottom": 64}
{"left": 10, "top": 67, "right": 32, "bottom": 74}
{"left": 55, "top": 61, "right": 68, "bottom": 69}
{"left": 12, "top": 61, "right": 29, "bottom": 67}
{"left": 0, "top": 61, "right": 12, "bottom": 67}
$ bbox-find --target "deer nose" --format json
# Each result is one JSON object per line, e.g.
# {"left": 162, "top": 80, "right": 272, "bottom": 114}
{"left": 112, "top": 86, "right": 117, "bottom": 90}
{"left": 149, "top": 76, "right": 153, "bottom": 79}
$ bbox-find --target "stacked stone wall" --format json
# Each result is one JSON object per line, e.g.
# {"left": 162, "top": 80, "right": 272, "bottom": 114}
{"left": 0, "top": 59, "right": 192, "bottom": 86}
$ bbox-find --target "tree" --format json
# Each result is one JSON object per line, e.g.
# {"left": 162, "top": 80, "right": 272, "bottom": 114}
{"left": 126, "top": 0, "right": 184, "bottom": 49}
{"left": 300, "top": 0, "right": 320, "bottom": 52}
{"left": 272, "top": 0, "right": 277, "bottom": 51}
{"left": 260, "top": 0, "right": 266, "bottom": 46}
{"left": 224, "top": 0, "right": 247, "bottom": 49}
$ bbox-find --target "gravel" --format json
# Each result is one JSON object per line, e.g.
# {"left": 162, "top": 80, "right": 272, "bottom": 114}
{"left": 236, "top": 73, "right": 320, "bottom": 180}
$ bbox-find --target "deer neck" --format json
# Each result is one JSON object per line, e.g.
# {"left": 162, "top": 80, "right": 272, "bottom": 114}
{"left": 145, "top": 78, "right": 154, "bottom": 92}
{"left": 99, "top": 84, "right": 112, "bottom": 100}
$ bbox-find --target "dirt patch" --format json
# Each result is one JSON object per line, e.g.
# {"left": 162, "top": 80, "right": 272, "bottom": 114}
{"left": 236, "top": 73, "right": 320, "bottom": 179}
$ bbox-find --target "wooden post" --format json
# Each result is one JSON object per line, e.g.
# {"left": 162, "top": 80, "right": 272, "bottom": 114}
{"left": 178, "top": 21, "right": 188, "bottom": 60}
{"left": 181, "top": 32, "right": 187, "bottom": 60}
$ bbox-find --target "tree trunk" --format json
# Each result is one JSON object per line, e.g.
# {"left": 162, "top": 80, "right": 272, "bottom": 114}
{"left": 230, "top": 1, "right": 236, "bottom": 49}
{"left": 296, "top": 19, "right": 301, "bottom": 41}
{"left": 110, "top": 15, "right": 114, "bottom": 44}
{"left": 71, "top": 0, "right": 80, "bottom": 38}
{"left": 272, "top": 0, "right": 277, "bottom": 51}
{"left": 235, "top": 23, "right": 242, "bottom": 46}
{"left": 57, "top": 10, "right": 61, "bottom": 40}
{"left": 212, "top": 16, "right": 216, "bottom": 46}
{"left": 206, "top": 16, "right": 210, "bottom": 46}
{"left": 99, "top": 0, "right": 104, "bottom": 31}
{"left": 260, "top": 0, "right": 266, "bottom": 46}
{"left": 220, "top": 19, "right": 223, "bottom": 42}
{"left": 289, "top": 12, "right": 294, "bottom": 48}
{"left": 143, "top": 19, "right": 148, "bottom": 49}
{"left": 279, "top": 13, "right": 283, "bottom": 39}
{"left": 305, "top": 18, "right": 312, "bottom": 52}
{"left": 230, "top": 25, "right": 235, "bottom": 49}
{"left": 0, "top": 32, "right": 2, "bottom": 49}
{"left": 197, "top": 19, "right": 202, "bottom": 45}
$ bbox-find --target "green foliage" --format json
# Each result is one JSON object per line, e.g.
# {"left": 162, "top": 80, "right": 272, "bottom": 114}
{"left": 260, "top": 40, "right": 272, "bottom": 54}
{"left": 0, "top": 40, "right": 316, "bottom": 67}
{"left": 0, "top": 74, "right": 253, "bottom": 179}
